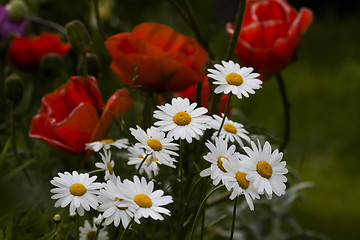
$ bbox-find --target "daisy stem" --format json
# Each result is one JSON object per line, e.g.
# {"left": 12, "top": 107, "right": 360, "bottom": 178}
{"left": 94, "top": 218, "right": 105, "bottom": 240}
{"left": 276, "top": 74, "right": 291, "bottom": 151}
{"left": 76, "top": 213, "right": 80, "bottom": 240}
{"left": 224, "top": 0, "right": 246, "bottom": 61}
{"left": 216, "top": 92, "right": 233, "bottom": 138}
{"left": 93, "top": 0, "right": 107, "bottom": 40}
{"left": 118, "top": 216, "right": 134, "bottom": 240}
{"left": 189, "top": 184, "right": 224, "bottom": 240}
{"left": 88, "top": 168, "right": 106, "bottom": 175}
{"left": 134, "top": 154, "right": 149, "bottom": 176}
{"left": 179, "top": 139, "right": 184, "bottom": 202}
{"left": 229, "top": 197, "right": 238, "bottom": 240}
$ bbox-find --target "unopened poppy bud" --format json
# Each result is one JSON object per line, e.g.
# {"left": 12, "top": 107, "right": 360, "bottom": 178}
{"left": 6, "top": 0, "right": 28, "bottom": 23}
{"left": 65, "top": 20, "right": 91, "bottom": 53}
{"left": 53, "top": 214, "right": 61, "bottom": 224}
{"left": 40, "top": 53, "right": 62, "bottom": 77}
{"left": 4, "top": 73, "right": 24, "bottom": 106}
{"left": 76, "top": 52, "right": 100, "bottom": 77}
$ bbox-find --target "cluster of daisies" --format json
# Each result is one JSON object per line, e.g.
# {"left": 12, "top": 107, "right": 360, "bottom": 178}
{"left": 49, "top": 60, "right": 288, "bottom": 239}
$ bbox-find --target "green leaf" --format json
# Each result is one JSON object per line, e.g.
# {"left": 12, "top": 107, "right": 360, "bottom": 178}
{"left": 0, "top": 137, "right": 12, "bottom": 169}
{"left": 0, "top": 229, "right": 4, "bottom": 240}
{"left": 5, "top": 215, "right": 12, "bottom": 240}
{"left": 38, "top": 230, "right": 58, "bottom": 240}
{"left": 3, "top": 158, "right": 35, "bottom": 182}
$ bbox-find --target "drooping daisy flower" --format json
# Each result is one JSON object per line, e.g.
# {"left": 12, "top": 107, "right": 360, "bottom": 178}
{"left": 130, "top": 126, "right": 178, "bottom": 167}
{"left": 85, "top": 138, "right": 129, "bottom": 152}
{"left": 210, "top": 114, "right": 250, "bottom": 147}
{"left": 118, "top": 176, "right": 173, "bottom": 221}
{"left": 95, "top": 149, "right": 116, "bottom": 181}
{"left": 128, "top": 146, "right": 161, "bottom": 178}
{"left": 200, "top": 138, "right": 240, "bottom": 185}
{"left": 97, "top": 177, "right": 134, "bottom": 228}
{"left": 79, "top": 218, "right": 108, "bottom": 240}
{"left": 207, "top": 60, "right": 262, "bottom": 99}
{"left": 222, "top": 158, "right": 260, "bottom": 211}
{"left": 153, "top": 97, "right": 212, "bottom": 143}
{"left": 50, "top": 171, "right": 102, "bottom": 216}
{"left": 240, "top": 140, "right": 288, "bottom": 199}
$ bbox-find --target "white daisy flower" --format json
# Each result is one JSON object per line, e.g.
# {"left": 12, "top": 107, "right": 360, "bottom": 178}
{"left": 153, "top": 97, "right": 212, "bottom": 143}
{"left": 95, "top": 149, "right": 116, "bottom": 181}
{"left": 222, "top": 158, "right": 260, "bottom": 211}
{"left": 240, "top": 140, "right": 288, "bottom": 199}
{"left": 210, "top": 114, "right": 250, "bottom": 147}
{"left": 97, "top": 177, "right": 134, "bottom": 228}
{"left": 118, "top": 176, "right": 173, "bottom": 221}
{"left": 207, "top": 60, "right": 262, "bottom": 99}
{"left": 79, "top": 218, "right": 108, "bottom": 240}
{"left": 50, "top": 171, "right": 102, "bottom": 216}
{"left": 130, "top": 126, "right": 178, "bottom": 167}
{"left": 200, "top": 138, "right": 240, "bottom": 185}
{"left": 128, "top": 146, "right": 161, "bottom": 178}
{"left": 85, "top": 138, "right": 129, "bottom": 152}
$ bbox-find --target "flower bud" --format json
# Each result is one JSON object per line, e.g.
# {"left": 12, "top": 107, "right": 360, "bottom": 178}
{"left": 53, "top": 214, "right": 61, "bottom": 224}
{"left": 76, "top": 52, "right": 100, "bottom": 77}
{"left": 40, "top": 53, "right": 62, "bottom": 77}
{"left": 65, "top": 20, "right": 91, "bottom": 53}
{"left": 4, "top": 73, "right": 24, "bottom": 106}
{"left": 6, "top": 0, "right": 28, "bottom": 23}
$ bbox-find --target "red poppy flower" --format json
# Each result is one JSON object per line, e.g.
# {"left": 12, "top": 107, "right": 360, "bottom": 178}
{"left": 29, "top": 76, "right": 134, "bottom": 154}
{"left": 226, "top": 0, "right": 313, "bottom": 82}
{"left": 175, "top": 76, "right": 230, "bottom": 115}
{"left": 8, "top": 32, "right": 71, "bottom": 71}
{"left": 105, "top": 22, "right": 209, "bottom": 92}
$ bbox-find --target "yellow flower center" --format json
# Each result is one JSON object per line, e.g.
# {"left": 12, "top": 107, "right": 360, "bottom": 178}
{"left": 217, "top": 156, "right": 228, "bottom": 172}
{"left": 256, "top": 161, "right": 273, "bottom": 179}
{"left": 134, "top": 193, "right": 152, "bottom": 208}
{"left": 106, "top": 162, "right": 114, "bottom": 175}
{"left": 86, "top": 230, "right": 96, "bottom": 240}
{"left": 173, "top": 111, "right": 191, "bottom": 126}
{"left": 115, "top": 197, "right": 128, "bottom": 210}
{"left": 147, "top": 139, "right": 162, "bottom": 151}
{"left": 235, "top": 171, "right": 249, "bottom": 189}
{"left": 226, "top": 73, "right": 243, "bottom": 86}
{"left": 223, "top": 123, "right": 237, "bottom": 134}
{"left": 69, "top": 183, "right": 87, "bottom": 196}
{"left": 100, "top": 139, "right": 114, "bottom": 144}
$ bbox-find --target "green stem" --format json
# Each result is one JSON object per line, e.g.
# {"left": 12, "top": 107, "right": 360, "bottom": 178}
{"left": 224, "top": 0, "right": 246, "bottom": 61}
{"left": 134, "top": 154, "right": 149, "bottom": 176}
{"left": 88, "top": 168, "right": 106, "bottom": 175}
{"left": 179, "top": 139, "right": 184, "bottom": 203}
{"left": 118, "top": 217, "right": 134, "bottom": 240}
{"left": 189, "top": 184, "right": 224, "bottom": 240}
{"left": 216, "top": 93, "right": 232, "bottom": 138}
{"left": 30, "top": 16, "right": 66, "bottom": 34}
{"left": 229, "top": 197, "right": 238, "bottom": 240}
{"left": 93, "top": 0, "right": 107, "bottom": 40}
{"left": 76, "top": 213, "right": 80, "bottom": 240}
{"left": 94, "top": 218, "right": 105, "bottom": 240}
{"left": 276, "top": 74, "right": 291, "bottom": 151}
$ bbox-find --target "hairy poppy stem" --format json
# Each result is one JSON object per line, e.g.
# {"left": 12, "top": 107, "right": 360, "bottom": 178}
{"left": 276, "top": 74, "right": 291, "bottom": 151}
{"left": 224, "top": 0, "right": 246, "bottom": 61}
{"left": 93, "top": 0, "right": 107, "bottom": 40}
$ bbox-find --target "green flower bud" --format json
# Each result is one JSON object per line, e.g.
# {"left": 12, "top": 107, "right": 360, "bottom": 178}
{"left": 6, "top": 0, "right": 28, "bottom": 23}
{"left": 4, "top": 73, "right": 24, "bottom": 107}
{"left": 40, "top": 53, "right": 62, "bottom": 77}
{"left": 65, "top": 20, "right": 91, "bottom": 53}
{"left": 76, "top": 52, "right": 100, "bottom": 77}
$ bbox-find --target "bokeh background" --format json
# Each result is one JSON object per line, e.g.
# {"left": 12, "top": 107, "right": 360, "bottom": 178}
{"left": 0, "top": 0, "right": 359, "bottom": 239}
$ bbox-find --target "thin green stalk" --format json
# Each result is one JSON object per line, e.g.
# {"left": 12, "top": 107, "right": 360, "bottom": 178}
{"left": 30, "top": 16, "right": 66, "bottom": 34}
{"left": 224, "top": 0, "right": 246, "bottom": 61}
{"left": 118, "top": 216, "right": 134, "bottom": 240}
{"left": 179, "top": 139, "right": 184, "bottom": 203}
{"left": 189, "top": 184, "right": 224, "bottom": 240}
{"left": 134, "top": 154, "right": 149, "bottom": 176}
{"left": 276, "top": 74, "right": 291, "bottom": 151}
{"left": 216, "top": 92, "right": 233, "bottom": 138}
{"left": 88, "top": 168, "right": 105, "bottom": 175}
{"left": 94, "top": 218, "right": 105, "bottom": 240}
{"left": 76, "top": 213, "right": 80, "bottom": 240}
{"left": 93, "top": 0, "right": 107, "bottom": 40}
{"left": 230, "top": 197, "right": 238, "bottom": 240}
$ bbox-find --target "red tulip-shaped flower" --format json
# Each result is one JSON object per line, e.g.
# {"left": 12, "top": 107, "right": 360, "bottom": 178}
{"left": 8, "top": 32, "right": 71, "bottom": 71}
{"left": 226, "top": 0, "right": 313, "bottom": 81}
{"left": 29, "top": 76, "right": 134, "bottom": 154}
{"left": 106, "top": 22, "right": 209, "bottom": 92}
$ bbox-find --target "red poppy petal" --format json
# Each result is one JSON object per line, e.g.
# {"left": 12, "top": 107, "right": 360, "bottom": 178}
{"left": 51, "top": 102, "right": 100, "bottom": 154}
